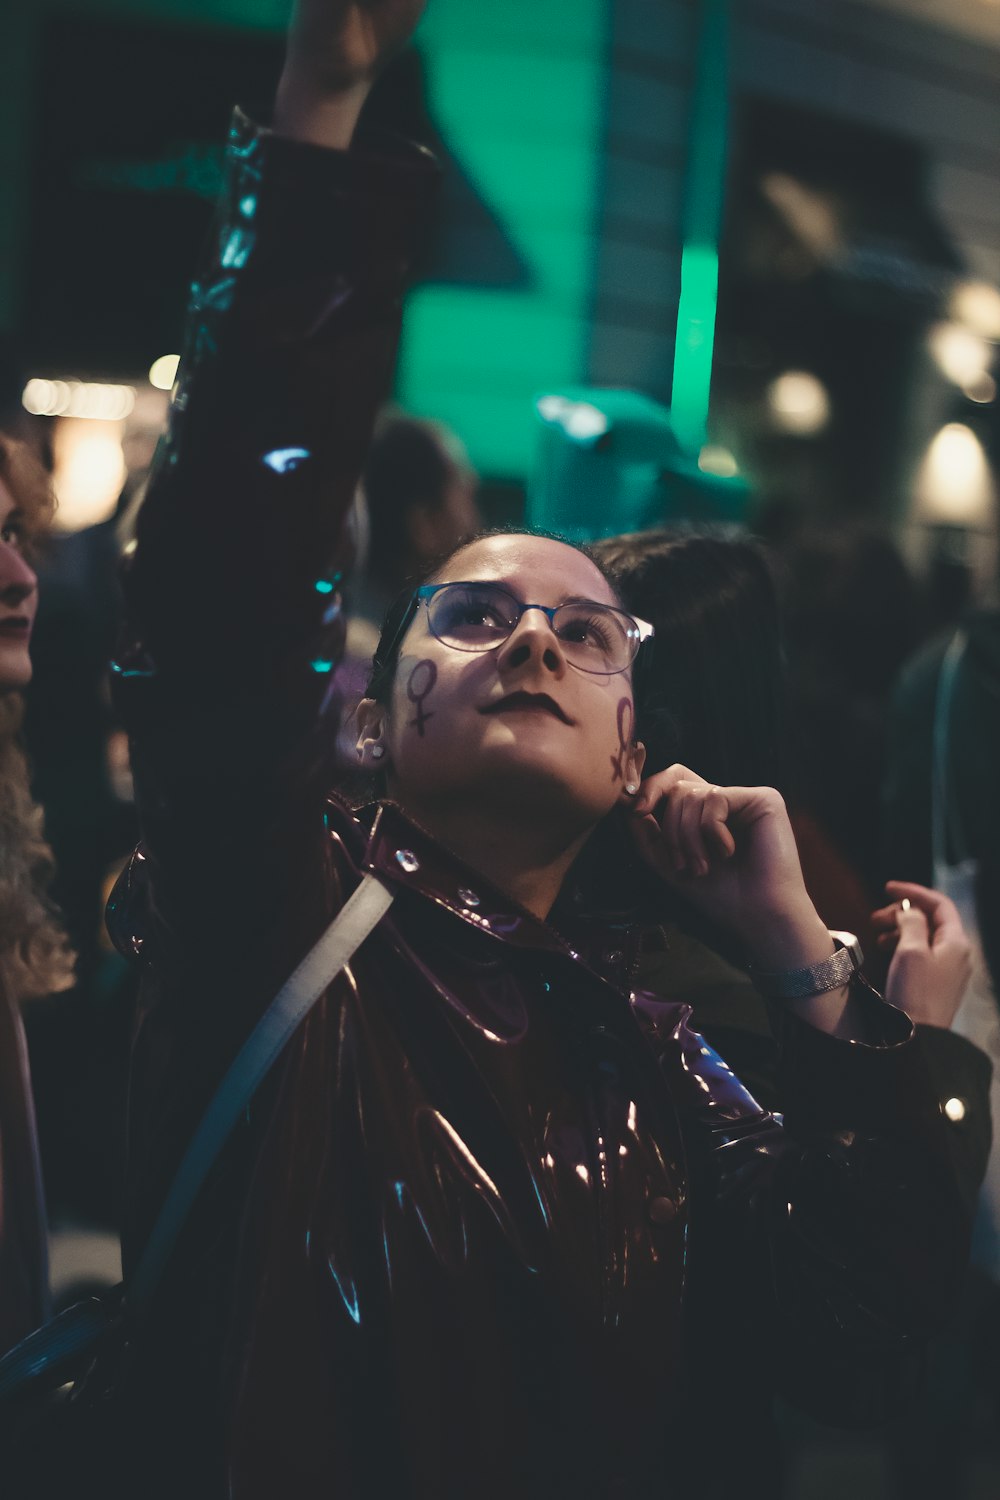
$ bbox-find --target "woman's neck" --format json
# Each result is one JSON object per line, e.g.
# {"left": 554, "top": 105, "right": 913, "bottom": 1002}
{"left": 394, "top": 795, "right": 591, "bottom": 922}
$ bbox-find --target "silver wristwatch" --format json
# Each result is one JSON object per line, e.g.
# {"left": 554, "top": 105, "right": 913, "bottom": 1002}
{"left": 750, "top": 930, "right": 864, "bottom": 1001}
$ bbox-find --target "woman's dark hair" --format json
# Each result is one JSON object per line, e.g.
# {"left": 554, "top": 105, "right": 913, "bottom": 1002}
{"left": 592, "top": 527, "right": 787, "bottom": 791}
{"left": 365, "top": 526, "right": 630, "bottom": 707}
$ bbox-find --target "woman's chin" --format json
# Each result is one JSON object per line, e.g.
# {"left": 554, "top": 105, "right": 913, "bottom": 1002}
{"left": 469, "top": 745, "right": 609, "bottom": 817}
{"left": 0, "top": 647, "right": 32, "bottom": 694}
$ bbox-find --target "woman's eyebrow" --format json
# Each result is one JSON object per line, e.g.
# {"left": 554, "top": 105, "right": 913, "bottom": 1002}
{"left": 559, "top": 593, "right": 616, "bottom": 608}
{"left": 455, "top": 580, "right": 614, "bottom": 609}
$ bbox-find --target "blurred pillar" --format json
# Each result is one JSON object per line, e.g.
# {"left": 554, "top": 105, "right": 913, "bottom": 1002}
{"left": 671, "top": 0, "right": 730, "bottom": 458}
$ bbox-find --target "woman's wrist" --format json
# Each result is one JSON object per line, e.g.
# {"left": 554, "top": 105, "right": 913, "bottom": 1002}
{"left": 743, "top": 912, "right": 867, "bottom": 1040}
{"left": 739, "top": 905, "right": 835, "bottom": 973}
{"left": 273, "top": 70, "right": 370, "bottom": 149}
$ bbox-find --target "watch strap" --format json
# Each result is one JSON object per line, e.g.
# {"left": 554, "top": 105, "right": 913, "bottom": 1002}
{"left": 749, "top": 931, "right": 863, "bottom": 1001}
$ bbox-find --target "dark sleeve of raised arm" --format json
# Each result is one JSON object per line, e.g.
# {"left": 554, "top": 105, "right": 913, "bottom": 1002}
{"left": 647, "top": 982, "right": 971, "bottom": 1427}
{"left": 110, "top": 111, "right": 437, "bottom": 953}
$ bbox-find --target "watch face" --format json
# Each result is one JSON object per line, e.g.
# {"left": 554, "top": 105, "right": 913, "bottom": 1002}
{"left": 829, "top": 930, "right": 864, "bottom": 970}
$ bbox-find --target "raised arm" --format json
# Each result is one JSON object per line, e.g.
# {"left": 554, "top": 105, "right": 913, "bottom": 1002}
{"left": 112, "top": 1, "right": 434, "bottom": 948}
{"left": 275, "top": 0, "right": 426, "bottom": 148}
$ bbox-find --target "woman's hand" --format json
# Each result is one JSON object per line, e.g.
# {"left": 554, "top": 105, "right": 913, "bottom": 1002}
{"left": 276, "top": 0, "right": 428, "bottom": 148}
{"left": 872, "top": 881, "right": 972, "bottom": 1028}
{"left": 626, "top": 765, "right": 830, "bottom": 971}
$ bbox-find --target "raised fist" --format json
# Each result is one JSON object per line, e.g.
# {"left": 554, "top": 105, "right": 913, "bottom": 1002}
{"left": 284, "top": 0, "right": 427, "bottom": 95}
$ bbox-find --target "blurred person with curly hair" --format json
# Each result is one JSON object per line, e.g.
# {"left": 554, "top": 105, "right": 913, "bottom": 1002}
{"left": 0, "top": 433, "right": 73, "bottom": 1354}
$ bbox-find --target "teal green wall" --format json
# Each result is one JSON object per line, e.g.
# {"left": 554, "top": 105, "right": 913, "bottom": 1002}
{"left": 2, "top": 0, "right": 609, "bottom": 478}
{"left": 396, "top": 0, "right": 608, "bottom": 475}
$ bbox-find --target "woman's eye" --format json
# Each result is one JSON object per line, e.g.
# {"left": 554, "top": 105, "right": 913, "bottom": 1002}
{"left": 439, "top": 594, "right": 509, "bottom": 632}
{"left": 456, "top": 604, "right": 502, "bottom": 627}
{"left": 0, "top": 522, "right": 22, "bottom": 548}
{"left": 559, "top": 613, "right": 613, "bottom": 649}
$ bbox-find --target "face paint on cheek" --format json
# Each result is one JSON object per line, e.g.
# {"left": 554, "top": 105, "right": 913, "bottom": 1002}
{"left": 406, "top": 658, "right": 438, "bottom": 737}
{"left": 610, "top": 697, "right": 633, "bottom": 783}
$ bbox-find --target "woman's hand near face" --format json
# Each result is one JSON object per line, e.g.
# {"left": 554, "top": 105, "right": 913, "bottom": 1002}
{"left": 275, "top": 0, "right": 428, "bottom": 148}
{"left": 872, "top": 881, "right": 972, "bottom": 1029}
{"left": 626, "top": 765, "right": 831, "bottom": 971}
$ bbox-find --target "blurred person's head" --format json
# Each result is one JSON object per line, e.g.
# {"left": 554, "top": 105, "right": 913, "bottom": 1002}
{"left": 593, "top": 528, "right": 787, "bottom": 792}
{"left": 0, "top": 434, "right": 73, "bottom": 1000}
{"left": 354, "top": 529, "right": 648, "bottom": 883}
{"left": 782, "top": 525, "right": 918, "bottom": 696}
{"left": 362, "top": 413, "right": 480, "bottom": 600}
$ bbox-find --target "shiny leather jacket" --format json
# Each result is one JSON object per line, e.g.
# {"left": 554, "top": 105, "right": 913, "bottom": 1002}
{"left": 108, "top": 115, "right": 969, "bottom": 1500}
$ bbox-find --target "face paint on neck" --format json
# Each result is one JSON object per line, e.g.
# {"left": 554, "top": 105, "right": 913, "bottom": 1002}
{"left": 610, "top": 697, "right": 633, "bottom": 783}
{"left": 406, "top": 658, "right": 438, "bottom": 737}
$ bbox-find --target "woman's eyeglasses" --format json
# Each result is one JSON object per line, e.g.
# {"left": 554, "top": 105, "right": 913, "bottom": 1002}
{"left": 414, "top": 581, "right": 653, "bottom": 676}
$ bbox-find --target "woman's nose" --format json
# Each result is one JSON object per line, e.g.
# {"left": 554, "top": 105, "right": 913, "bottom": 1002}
{"left": 0, "top": 544, "right": 38, "bottom": 605}
{"left": 496, "top": 608, "right": 567, "bottom": 676}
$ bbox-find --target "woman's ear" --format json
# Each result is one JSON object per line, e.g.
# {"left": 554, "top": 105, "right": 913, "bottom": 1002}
{"left": 355, "top": 697, "right": 389, "bottom": 768}
{"left": 620, "top": 740, "right": 646, "bottom": 802}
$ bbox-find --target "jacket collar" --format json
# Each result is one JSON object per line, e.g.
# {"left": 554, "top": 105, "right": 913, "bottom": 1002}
{"left": 359, "top": 798, "right": 587, "bottom": 959}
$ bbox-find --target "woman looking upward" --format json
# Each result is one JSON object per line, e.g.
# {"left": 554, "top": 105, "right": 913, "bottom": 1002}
{"left": 100, "top": 4, "right": 969, "bottom": 1495}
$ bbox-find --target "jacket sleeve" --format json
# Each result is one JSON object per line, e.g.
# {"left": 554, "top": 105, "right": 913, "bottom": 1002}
{"left": 109, "top": 111, "right": 437, "bottom": 964}
{"left": 915, "top": 1023, "right": 993, "bottom": 1215}
{"left": 635, "top": 980, "right": 971, "bottom": 1427}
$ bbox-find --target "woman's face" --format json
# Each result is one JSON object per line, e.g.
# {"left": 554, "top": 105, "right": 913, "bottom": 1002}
{"left": 361, "top": 533, "right": 644, "bottom": 831}
{"left": 0, "top": 476, "right": 38, "bottom": 693}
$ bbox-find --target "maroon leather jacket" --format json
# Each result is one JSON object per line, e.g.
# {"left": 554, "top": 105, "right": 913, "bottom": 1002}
{"left": 108, "top": 115, "right": 968, "bottom": 1500}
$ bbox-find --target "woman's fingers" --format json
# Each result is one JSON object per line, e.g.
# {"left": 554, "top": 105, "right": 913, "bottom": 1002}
{"left": 884, "top": 880, "right": 967, "bottom": 950}
{"left": 632, "top": 763, "right": 705, "bottom": 816}
{"left": 630, "top": 765, "right": 785, "bottom": 884}
{"left": 702, "top": 790, "right": 736, "bottom": 860}
{"left": 870, "top": 902, "right": 904, "bottom": 931}
{"left": 629, "top": 769, "right": 735, "bottom": 877}
{"left": 894, "top": 902, "right": 930, "bottom": 951}
{"left": 625, "top": 808, "right": 677, "bottom": 879}
{"left": 677, "top": 789, "right": 710, "bottom": 875}
{"left": 884, "top": 879, "right": 944, "bottom": 907}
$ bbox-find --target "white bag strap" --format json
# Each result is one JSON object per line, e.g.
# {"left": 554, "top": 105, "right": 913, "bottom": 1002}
{"left": 128, "top": 872, "right": 394, "bottom": 1311}
{"left": 932, "top": 629, "right": 970, "bottom": 873}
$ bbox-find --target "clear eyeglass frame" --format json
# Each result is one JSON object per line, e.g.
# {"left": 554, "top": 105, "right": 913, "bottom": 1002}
{"left": 414, "top": 581, "right": 654, "bottom": 676}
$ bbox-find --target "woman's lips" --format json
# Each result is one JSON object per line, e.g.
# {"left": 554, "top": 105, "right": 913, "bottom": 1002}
{"left": 0, "top": 618, "right": 31, "bottom": 639}
{"left": 480, "top": 691, "right": 573, "bottom": 724}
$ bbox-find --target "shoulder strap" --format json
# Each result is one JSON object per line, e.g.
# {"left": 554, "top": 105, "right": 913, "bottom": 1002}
{"left": 932, "top": 629, "right": 970, "bottom": 872}
{"left": 128, "top": 871, "right": 394, "bottom": 1312}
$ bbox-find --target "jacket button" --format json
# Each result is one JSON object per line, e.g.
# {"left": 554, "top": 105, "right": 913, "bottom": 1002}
{"left": 458, "top": 887, "right": 480, "bottom": 908}
{"left": 647, "top": 1195, "right": 678, "bottom": 1225}
{"left": 943, "top": 1096, "right": 967, "bottom": 1123}
{"left": 395, "top": 849, "right": 420, "bottom": 873}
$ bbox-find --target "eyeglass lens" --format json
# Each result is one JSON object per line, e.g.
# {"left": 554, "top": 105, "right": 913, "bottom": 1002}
{"left": 426, "top": 583, "right": 638, "bottom": 674}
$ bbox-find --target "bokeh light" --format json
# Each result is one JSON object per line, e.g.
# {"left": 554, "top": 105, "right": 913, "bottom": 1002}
{"left": 916, "top": 423, "right": 996, "bottom": 527}
{"left": 22, "top": 378, "right": 135, "bottom": 421}
{"left": 148, "top": 353, "right": 180, "bottom": 391}
{"left": 52, "top": 418, "right": 127, "bottom": 532}
{"left": 766, "top": 371, "right": 831, "bottom": 435}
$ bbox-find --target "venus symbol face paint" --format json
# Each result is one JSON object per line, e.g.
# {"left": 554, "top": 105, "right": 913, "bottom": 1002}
{"left": 406, "top": 659, "right": 438, "bottom": 738}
